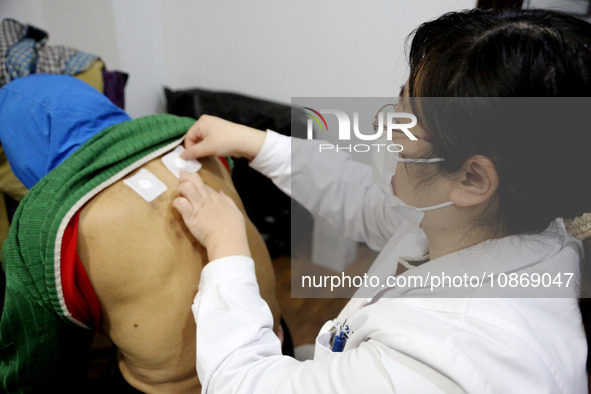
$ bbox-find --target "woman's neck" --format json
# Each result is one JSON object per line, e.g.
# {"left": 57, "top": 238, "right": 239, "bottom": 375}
{"left": 423, "top": 221, "right": 508, "bottom": 261}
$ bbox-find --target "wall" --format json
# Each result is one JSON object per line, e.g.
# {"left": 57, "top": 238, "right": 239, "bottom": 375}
{"left": 0, "top": 0, "right": 476, "bottom": 118}
{"left": 0, "top": 0, "right": 166, "bottom": 118}
{"left": 161, "top": 0, "right": 476, "bottom": 103}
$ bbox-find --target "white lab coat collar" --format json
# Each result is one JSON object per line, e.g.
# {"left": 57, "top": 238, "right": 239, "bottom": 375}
{"left": 384, "top": 218, "right": 582, "bottom": 299}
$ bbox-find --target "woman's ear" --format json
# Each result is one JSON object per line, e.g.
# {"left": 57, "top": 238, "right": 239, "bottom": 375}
{"left": 449, "top": 156, "right": 499, "bottom": 207}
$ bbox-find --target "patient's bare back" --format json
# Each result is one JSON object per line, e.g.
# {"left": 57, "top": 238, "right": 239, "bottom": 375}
{"left": 77, "top": 154, "right": 279, "bottom": 392}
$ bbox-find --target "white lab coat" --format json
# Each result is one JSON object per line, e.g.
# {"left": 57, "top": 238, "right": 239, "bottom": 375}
{"left": 193, "top": 131, "right": 588, "bottom": 393}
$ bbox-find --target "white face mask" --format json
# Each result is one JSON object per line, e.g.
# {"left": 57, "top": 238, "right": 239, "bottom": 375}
{"left": 371, "top": 142, "right": 453, "bottom": 227}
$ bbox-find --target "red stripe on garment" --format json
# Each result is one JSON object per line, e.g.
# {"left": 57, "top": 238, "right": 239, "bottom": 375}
{"left": 219, "top": 156, "right": 230, "bottom": 173}
{"left": 60, "top": 211, "right": 102, "bottom": 331}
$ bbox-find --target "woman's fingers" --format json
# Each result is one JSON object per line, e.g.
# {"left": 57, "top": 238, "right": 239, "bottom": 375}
{"left": 182, "top": 135, "right": 214, "bottom": 160}
{"left": 173, "top": 196, "right": 193, "bottom": 219}
{"left": 183, "top": 118, "right": 209, "bottom": 159}
{"left": 182, "top": 115, "right": 220, "bottom": 160}
{"left": 177, "top": 171, "right": 217, "bottom": 208}
{"left": 173, "top": 169, "right": 249, "bottom": 258}
{"left": 182, "top": 114, "right": 268, "bottom": 161}
{"left": 183, "top": 118, "right": 206, "bottom": 150}
{"left": 178, "top": 173, "right": 203, "bottom": 204}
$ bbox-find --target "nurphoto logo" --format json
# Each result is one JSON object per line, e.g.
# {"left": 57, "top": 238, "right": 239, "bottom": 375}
{"left": 303, "top": 107, "right": 418, "bottom": 153}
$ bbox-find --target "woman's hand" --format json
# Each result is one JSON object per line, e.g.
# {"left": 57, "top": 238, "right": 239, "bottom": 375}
{"left": 181, "top": 115, "right": 266, "bottom": 161}
{"left": 173, "top": 171, "right": 251, "bottom": 261}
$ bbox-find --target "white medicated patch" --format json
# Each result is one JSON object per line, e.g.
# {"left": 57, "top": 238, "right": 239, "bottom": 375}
{"left": 161, "top": 145, "right": 202, "bottom": 178}
{"left": 123, "top": 168, "right": 167, "bottom": 202}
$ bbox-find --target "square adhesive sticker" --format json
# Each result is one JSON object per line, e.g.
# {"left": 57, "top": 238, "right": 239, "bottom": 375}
{"left": 161, "top": 145, "right": 202, "bottom": 178}
{"left": 123, "top": 168, "right": 167, "bottom": 202}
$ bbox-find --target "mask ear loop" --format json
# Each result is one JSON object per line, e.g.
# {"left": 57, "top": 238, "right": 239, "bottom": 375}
{"left": 417, "top": 200, "right": 454, "bottom": 212}
{"left": 397, "top": 158, "right": 445, "bottom": 164}
{"left": 397, "top": 157, "right": 451, "bottom": 212}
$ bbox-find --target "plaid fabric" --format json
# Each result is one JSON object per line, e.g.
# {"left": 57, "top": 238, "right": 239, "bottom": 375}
{"left": 0, "top": 19, "right": 27, "bottom": 86}
{"left": 4, "top": 38, "right": 37, "bottom": 82}
{"left": 0, "top": 18, "right": 98, "bottom": 87}
{"left": 37, "top": 45, "right": 80, "bottom": 75}
{"left": 63, "top": 51, "right": 99, "bottom": 76}
{"left": 0, "top": 114, "right": 195, "bottom": 392}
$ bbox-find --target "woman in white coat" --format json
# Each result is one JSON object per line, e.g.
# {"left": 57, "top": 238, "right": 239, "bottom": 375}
{"left": 174, "top": 8, "right": 591, "bottom": 393}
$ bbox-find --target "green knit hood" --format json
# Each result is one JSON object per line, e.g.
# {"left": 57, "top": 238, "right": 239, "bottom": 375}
{"left": 2, "top": 113, "right": 195, "bottom": 326}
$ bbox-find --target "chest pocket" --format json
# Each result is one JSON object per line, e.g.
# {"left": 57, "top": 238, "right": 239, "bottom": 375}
{"left": 314, "top": 319, "right": 337, "bottom": 359}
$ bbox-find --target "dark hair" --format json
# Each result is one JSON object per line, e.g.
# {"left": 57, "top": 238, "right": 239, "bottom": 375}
{"left": 406, "top": 8, "right": 591, "bottom": 235}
